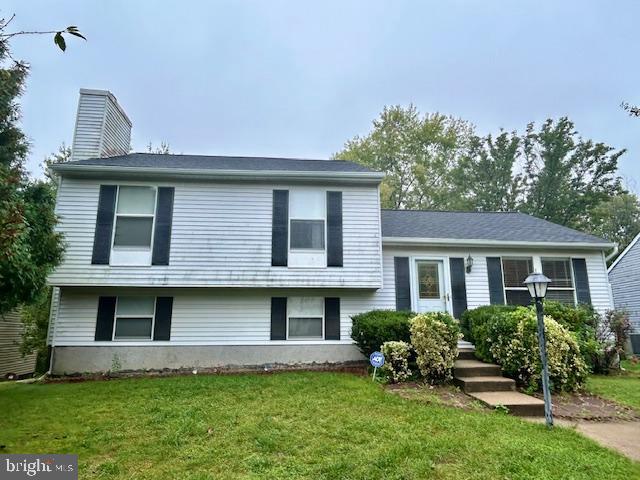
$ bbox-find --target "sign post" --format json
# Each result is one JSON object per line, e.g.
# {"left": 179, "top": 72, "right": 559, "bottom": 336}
{"left": 369, "top": 351, "right": 385, "bottom": 381}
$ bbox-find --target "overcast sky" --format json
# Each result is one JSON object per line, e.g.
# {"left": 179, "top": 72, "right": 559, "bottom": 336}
{"left": 4, "top": 1, "right": 639, "bottom": 191}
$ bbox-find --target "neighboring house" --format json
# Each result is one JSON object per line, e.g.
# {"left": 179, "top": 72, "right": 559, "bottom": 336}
{"left": 46, "top": 89, "right": 617, "bottom": 374}
{"left": 0, "top": 309, "right": 37, "bottom": 379}
{"left": 608, "top": 232, "right": 640, "bottom": 354}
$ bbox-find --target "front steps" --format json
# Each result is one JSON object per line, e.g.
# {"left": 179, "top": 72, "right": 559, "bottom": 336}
{"left": 454, "top": 348, "right": 545, "bottom": 416}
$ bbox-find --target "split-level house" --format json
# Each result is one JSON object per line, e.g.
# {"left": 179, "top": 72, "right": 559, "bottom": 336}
{"left": 47, "top": 90, "right": 617, "bottom": 374}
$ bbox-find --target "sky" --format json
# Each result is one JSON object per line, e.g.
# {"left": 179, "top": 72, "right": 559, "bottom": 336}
{"left": 3, "top": 1, "right": 639, "bottom": 191}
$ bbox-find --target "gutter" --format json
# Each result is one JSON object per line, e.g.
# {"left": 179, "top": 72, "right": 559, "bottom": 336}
{"left": 604, "top": 243, "right": 619, "bottom": 264}
{"left": 382, "top": 236, "right": 615, "bottom": 250}
{"left": 50, "top": 164, "right": 385, "bottom": 184}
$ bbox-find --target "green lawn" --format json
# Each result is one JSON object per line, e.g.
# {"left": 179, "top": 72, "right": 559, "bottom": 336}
{"left": 1, "top": 372, "right": 638, "bottom": 479}
{"left": 587, "top": 359, "right": 640, "bottom": 411}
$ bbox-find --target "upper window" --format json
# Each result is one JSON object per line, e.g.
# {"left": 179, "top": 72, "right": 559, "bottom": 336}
{"left": 542, "top": 258, "right": 576, "bottom": 305}
{"left": 114, "top": 296, "right": 155, "bottom": 340}
{"left": 502, "top": 257, "right": 533, "bottom": 306}
{"left": 288, "top": 190, "right": 326, "bottom": 267}
{"left": 287, "top": 297, "right": 324, "bottom": 340}
{"left": 113, "top": 186, "right": 156, "bottom": 248}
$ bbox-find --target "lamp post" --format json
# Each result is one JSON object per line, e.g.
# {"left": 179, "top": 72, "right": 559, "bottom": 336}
{"left": 524, "top": 272, "right": 553, "bottom": 427}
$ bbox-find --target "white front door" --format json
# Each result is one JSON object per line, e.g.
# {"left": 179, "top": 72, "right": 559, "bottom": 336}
{"left": 415, "top": 260, "right": 447, "bottom": 313}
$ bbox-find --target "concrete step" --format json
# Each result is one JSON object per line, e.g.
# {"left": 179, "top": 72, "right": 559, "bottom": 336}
{"left": 457, "top": 349, "right": 476, "bottom": 361}
{"left": 454, "top": 375, "right": 516, "bottom": 393}
{"left": 454, "top": 359, "right": 502, "bottom": 377}
{"left": 469, "top": 391, "right": 545, "bottom": 416}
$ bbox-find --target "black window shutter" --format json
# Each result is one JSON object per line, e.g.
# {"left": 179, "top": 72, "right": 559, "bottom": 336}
{"left": 324, "top": 297, "right": 340, "bottom": 340}
{"left": 91, "top": 185, "right": 117, "bottom": 265}
{"left": 486, "top": 257, "right": 505, "bottom": 305}
{"left": 327, "top": 191, "right": 343, "bottom": 267}
{"left": 94, "top": 296, "right": 116, "bottom": 341}
{"left": 271, "top": 190, "right": 289, "bottom": 266}
{"left": 394, "top": 257, "right": 412, "bottom": 311}
{"left": 270, "top": 297, "right": 287, "bottom": 340}
{"left": 449, "top": 258, "right": 468, "bottom": 318}
{"left": 152, "top": 187, "right": 175, "bottom": 266}
{"left": 572, "top": 258, "right": 592, "bottom": 305}
{"left": 153, "top": 297, "right": 173, "bottom": 341}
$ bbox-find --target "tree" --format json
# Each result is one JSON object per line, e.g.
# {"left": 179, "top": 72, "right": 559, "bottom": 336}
{"left": 621, "top": 101, "right": 640, "bottom": 117}
{"left": 587, "top": 193, "right": 640, "bottom": 252}
{"left": 0, "top": 15, "right": 80, "bottom": 314}
{"left": 453, "top": 131, "right": 522, "bottom": 211}
{"left": 42, "top": 142, "right": 72, "bottom": 182}
{"left": 334, "top": 105, "right": 474, "bottom": 209}
{"left": 521, "top": 118, "right": 625, "bottom": 228}
{"left": 146, "top": 141, "right": 171, "bottom": 154}
{"left": 0, "top": 14, "right": 85, "bottom": 53}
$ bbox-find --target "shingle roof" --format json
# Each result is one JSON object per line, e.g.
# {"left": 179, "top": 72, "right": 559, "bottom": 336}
{"left": 381, "top": 210, "right": 609, "bottom": 245}
{"left": 63, "top": 153, "right": 375, "bottom": 173}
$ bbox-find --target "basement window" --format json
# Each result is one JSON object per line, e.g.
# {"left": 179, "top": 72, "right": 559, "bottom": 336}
{"left": 287, "top": 297, "right": 324, "bottom": 340}
{"left": 113, "top": 297, "right": 155, "bottom": 340}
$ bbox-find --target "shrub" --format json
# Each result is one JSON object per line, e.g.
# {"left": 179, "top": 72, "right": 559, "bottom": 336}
{"left": 410, "top": 312, "right": 461, "bottom": 384}
{"left": 481, "top": 307, "right": 588, "bottom": 392}
{"left": 351, "top": 310, "right": 415, "bottom": 356}
{"left": 543, "top": 300, "right": 598, "bottom": 332}
{"left": 460, "top": 305, "right": 517, "bottom": 345}
{"left": 380, "top": 341, "right": 412, "bottom": 383}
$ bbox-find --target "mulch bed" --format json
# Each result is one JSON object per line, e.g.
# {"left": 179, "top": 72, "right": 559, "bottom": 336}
{"left": 533, "top": 391, "right": 640, "bottom": 422}
{"left": 386, "top": 382, "right": 487, "bottom": 411}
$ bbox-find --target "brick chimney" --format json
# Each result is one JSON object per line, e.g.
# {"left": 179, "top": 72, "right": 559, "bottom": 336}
{"left": 70, "top": 89, "right": 132, "bottom": 161}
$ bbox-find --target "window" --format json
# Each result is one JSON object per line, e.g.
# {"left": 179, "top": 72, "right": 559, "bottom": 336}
{"left": 287, "top": 297, "right": 323, "bottom": 339}
{"left": 290, "top": 220, "right": 325, "bottom": 249}
{"left": 502, "top": 257, "right": 533, "bottom": 306}
{"left": 113, "top": 186, "right": 156, "bottom": 248}
{"left": 114, "top": 296, "right": 155, "bottom": 340}
{"left": 288, "top": 189, "right": 326, "bottom": 267}
{"left": 542, "top": 258, "right": 576, "bottom": 305}
{"left": 418, "top": 262, "right": 440, "bottom": 299}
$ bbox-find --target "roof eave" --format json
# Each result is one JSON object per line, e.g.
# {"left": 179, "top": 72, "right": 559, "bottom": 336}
{"left": 382, "top": 236, "right": 615, "bottom": 250}
{"left": 51, "top": 164, "right": 385, "bottom": 183}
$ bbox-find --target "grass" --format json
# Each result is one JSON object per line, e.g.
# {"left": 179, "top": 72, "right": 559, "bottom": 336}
{"left": 1, "top": 372, "right": 638, "bottom": 479}
{"left": 587, "top": 359, "right": 640, "bottom": 411}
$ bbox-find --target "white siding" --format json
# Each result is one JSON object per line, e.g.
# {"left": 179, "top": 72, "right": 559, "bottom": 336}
{"left": 71, "top": 89, "right": 131, "bottom": 161}
{"left": 370, "top": 246, "right": 612, "bottom": 314}
{"left": 609, "top": 238, "right": 640, "bottom": 332}
{"left": 52, "top": 288, "right": 379, "bottom": 346}
{"left": 49, "top": 178, "right": 383, "bottom": 289}
{"left": 0, "top": 309, "right": 37, "bottom": 377}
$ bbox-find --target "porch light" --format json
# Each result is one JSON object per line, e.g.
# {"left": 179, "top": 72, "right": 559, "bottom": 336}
{"left": 465, "top": 254, "right": 473, "bottom": 273}
{"left": 524, "top": 272, "right": 553, "bottom": 427}
{"left": 524, "top": 272, "right": 551, "bottom": 299}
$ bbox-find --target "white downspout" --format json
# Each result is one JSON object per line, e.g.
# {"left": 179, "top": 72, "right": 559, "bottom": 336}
{"left": 605, "top": 243, "right": 619, "bottom": 263}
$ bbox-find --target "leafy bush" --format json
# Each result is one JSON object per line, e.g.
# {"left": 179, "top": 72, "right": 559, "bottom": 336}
{"left": 543, "top": 300, "right": 598, "bottom": 332}
{"left": 380, "top": 341, "right": 412, "bottom": 383}
{"left": 410, "top": 312, "right": 461, "bottom": 384}
{"left": 479, "top": 307, "right": 587, "bottom": 392}
{"left": 350, "top": 310, "right": 415, "bottom": 356}
{"left": 460, "top": 305, "right": 517, "bottom": 345}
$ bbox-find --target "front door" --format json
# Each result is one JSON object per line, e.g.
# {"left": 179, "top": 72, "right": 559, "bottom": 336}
{"left": 415, "top": 260, "right": 447, "bottom": 313}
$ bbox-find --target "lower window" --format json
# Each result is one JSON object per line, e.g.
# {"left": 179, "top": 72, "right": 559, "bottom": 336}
{"left": 542, "top": 258, "right": 576, "bottom": 305}
{"left": 502, "top": 257, "right": 533, "bottom": 306}
{"left": 287, "top": 297, "right": 324, "bottom": 340}
{"left": 114, "top": 296, "right": 155, "bottom": 340}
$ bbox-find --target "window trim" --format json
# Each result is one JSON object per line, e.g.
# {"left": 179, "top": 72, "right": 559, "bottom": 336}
{"left": 112, "top": 296, "right": 156, "bottom": 341}
{"left": 501, "top": 256, "right": 534, "bottom": 306}
{"left": 286, "top": 297, "right": 325, "bottom": 340}
{"left": 110, "top": 185, "right": 158, "bottom": 252}
{"left": 541, "top": 256, "right": 577, "bottom": 305}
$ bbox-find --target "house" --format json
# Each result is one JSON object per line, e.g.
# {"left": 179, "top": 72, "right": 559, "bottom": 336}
{"left": 608, "top": 232, "right": 640, "bottom": 354}
{"left": 0, "top": 309, "right": 37, "bottom": 380}
{"left": 46, "top": 89, "right": 617, "bottom": 374}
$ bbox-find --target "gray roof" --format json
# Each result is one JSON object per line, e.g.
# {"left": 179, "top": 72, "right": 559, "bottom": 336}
{"left": 63, "top": 153, "right": 375, "bottom": 173}
{"left": 381, "top": 210, "right": 609, "bottom": 245}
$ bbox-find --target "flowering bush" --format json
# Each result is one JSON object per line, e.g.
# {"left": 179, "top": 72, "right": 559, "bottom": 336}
{"left": 410, "top": 312, "right": 462, "bottom": 384}
{"left": 380, "top": 341, "right": 412, "bottom": 383}
{"left": 483, "top": 307, "right": 587, "bottom": 392}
